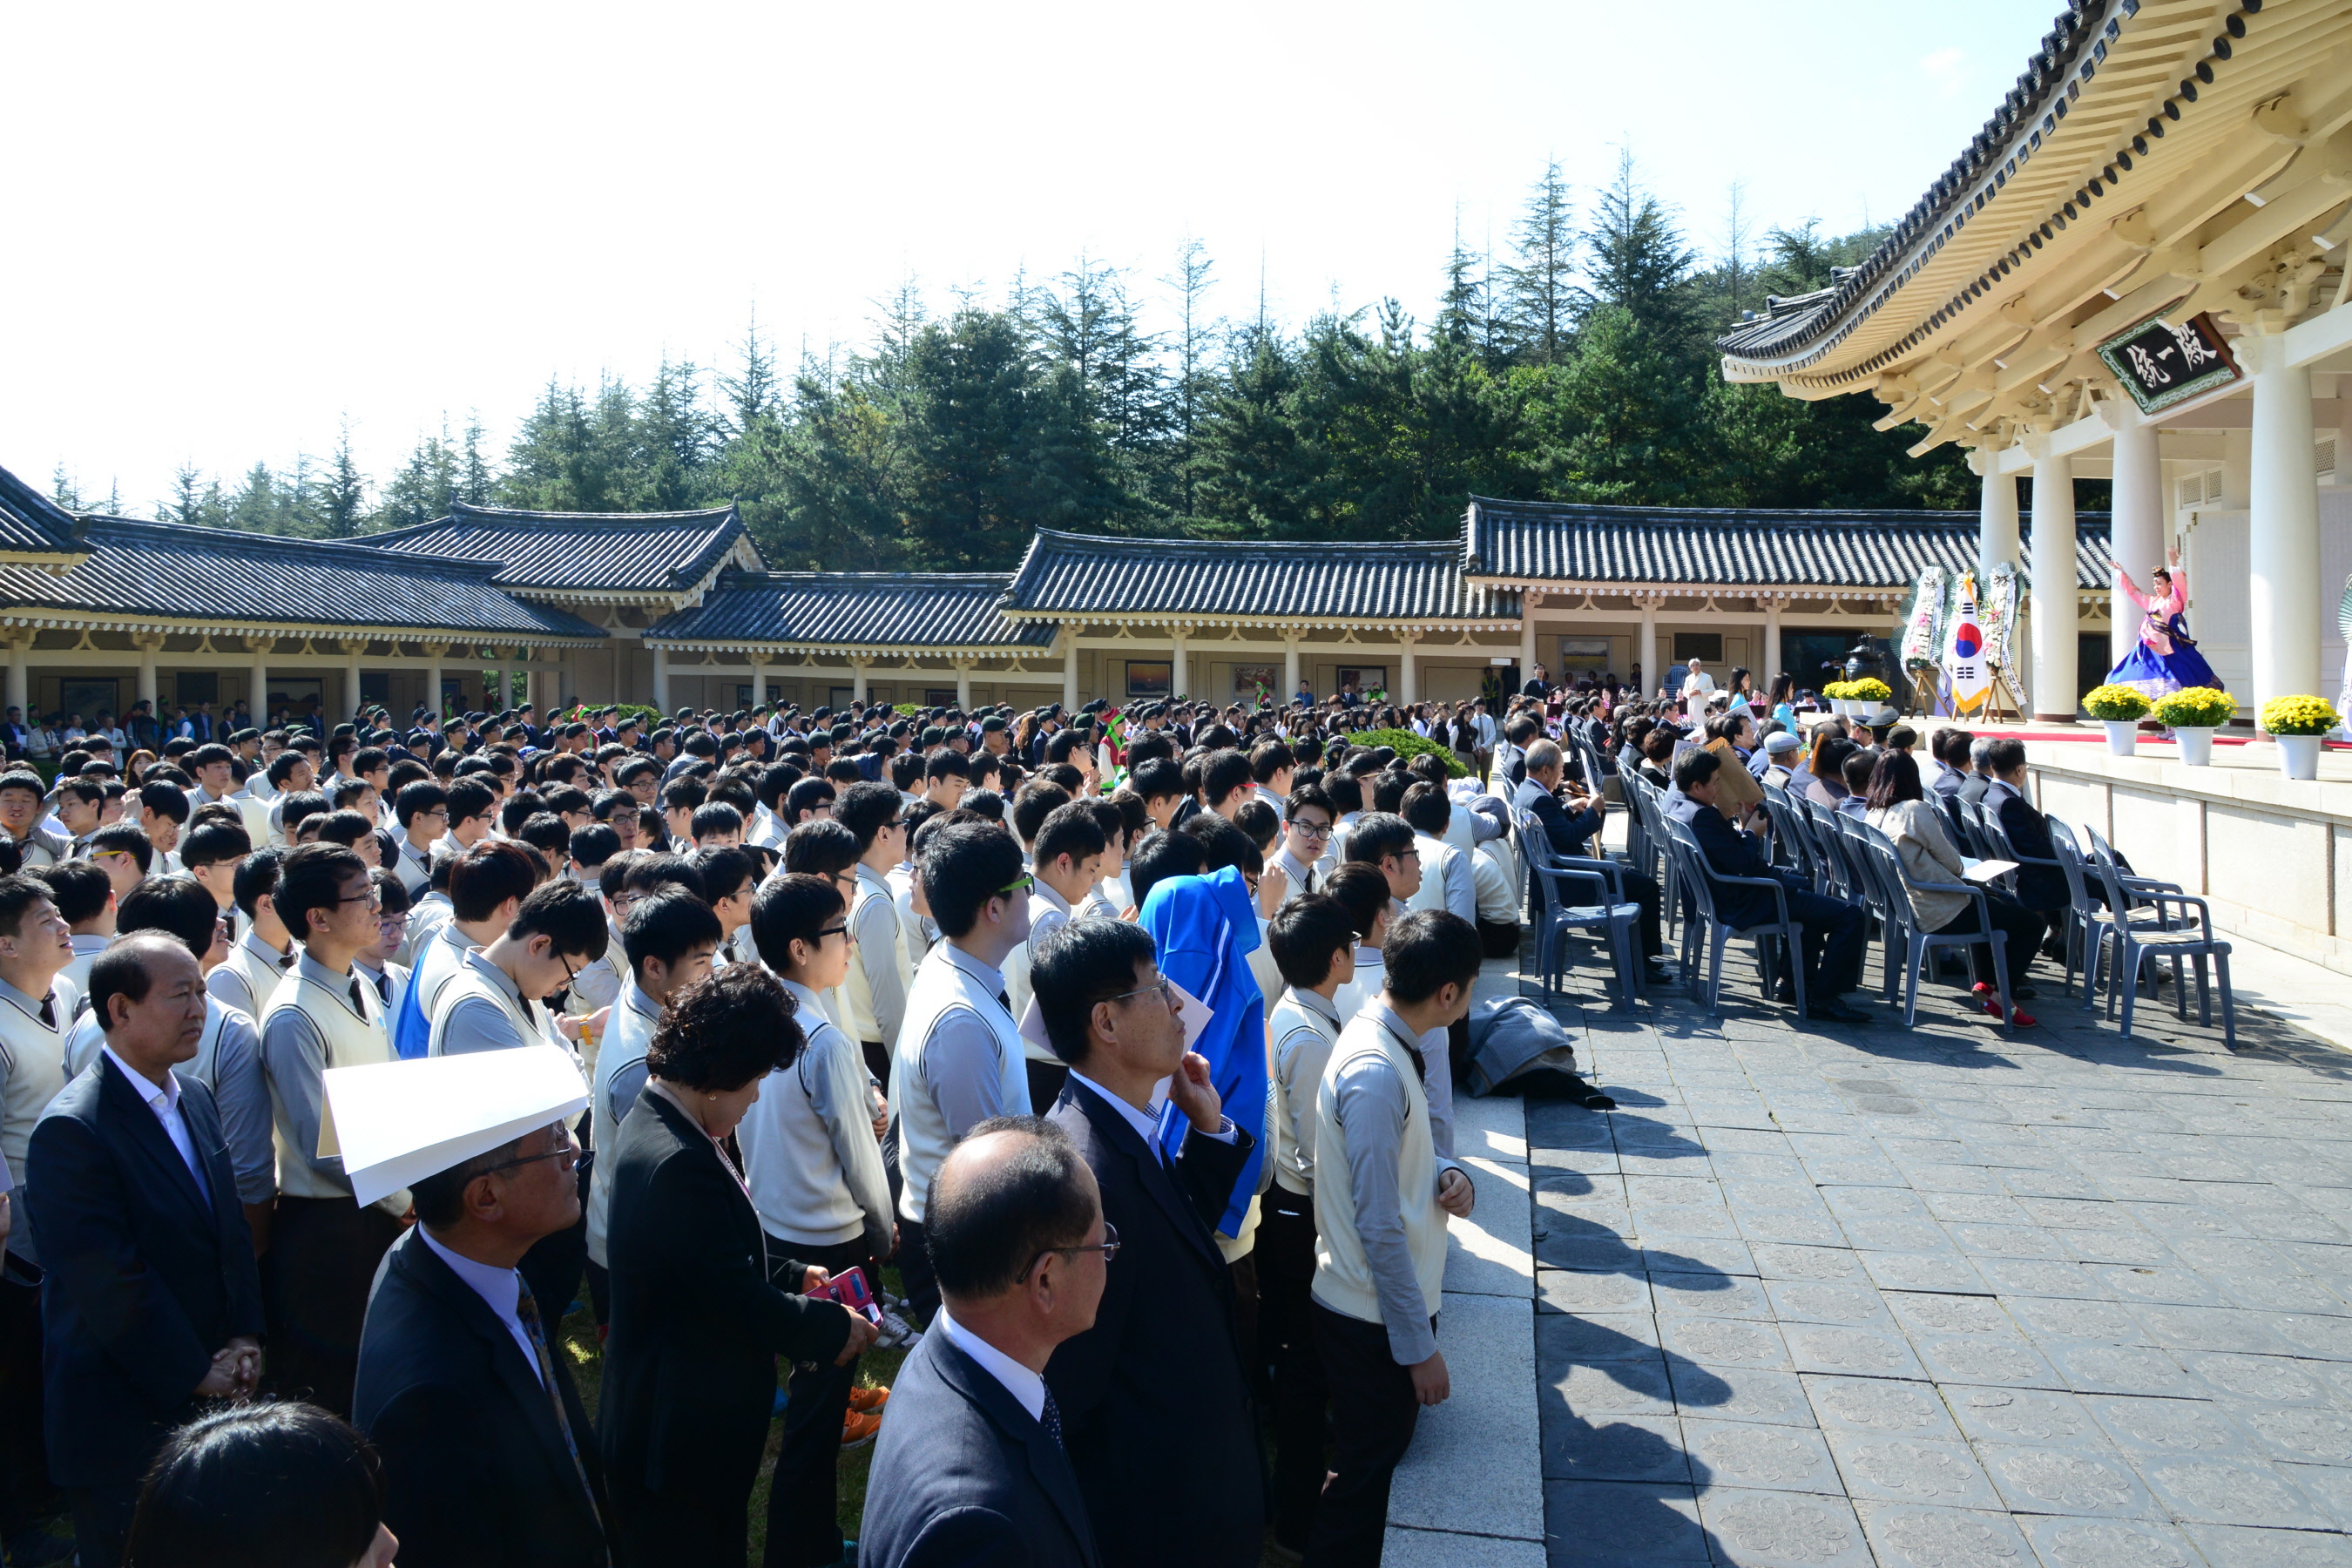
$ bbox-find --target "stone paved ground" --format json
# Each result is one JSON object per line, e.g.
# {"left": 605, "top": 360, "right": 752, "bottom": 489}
{"left": 1528, "top": 941, "right": 2352, "bottom": 1568}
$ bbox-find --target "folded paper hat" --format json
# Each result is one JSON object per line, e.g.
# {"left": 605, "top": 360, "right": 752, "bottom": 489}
{"left": 319, "top": 1045, "right": 589, "bottom": 1208}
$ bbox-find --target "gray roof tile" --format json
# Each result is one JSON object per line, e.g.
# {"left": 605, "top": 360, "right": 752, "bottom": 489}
{"left": 0, "top": 463, "right": 86, "bottom": 560}
{"left": 1003, "top": 529, "right": 1517, "bottom": 622}
{"left": 644, "top": 571, "right": 1057, "bottom": 651}
{"left": 364, "top": 501, "right": 751, "bottom": 594}
{"left": 0, "top": 517, "right": 602, "bottom": 639}
{"left": 1463, "top": 497, "right": 2112, "bottom": 591}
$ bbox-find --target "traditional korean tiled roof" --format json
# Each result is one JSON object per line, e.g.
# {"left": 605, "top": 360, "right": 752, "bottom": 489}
{"left": 644, "top": 571, "right": 1058, "bottom": 653}
{"left": 364, "top": 501, "right": 755, "bottom": 597}
{"left": 1001, "top": 529, "right": 1518, "bottom": 625}
{"left": 1463, "top": 498, "right": 2113, "bottom": 591}
{"left": 0, "top": 464, "right": 89, "bottom": 565}
{"left": 0, "top": 517, "right": 604, "bottom": 640}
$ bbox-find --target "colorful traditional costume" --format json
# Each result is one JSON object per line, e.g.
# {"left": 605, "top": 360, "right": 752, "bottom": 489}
{"left": 2105, "top": 566, "right": 2221, "bottom": 699}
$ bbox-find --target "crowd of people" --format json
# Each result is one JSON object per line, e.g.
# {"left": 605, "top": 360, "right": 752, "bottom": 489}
{"left": 0, "top": 656, "right": 2095, "bottom": 1567}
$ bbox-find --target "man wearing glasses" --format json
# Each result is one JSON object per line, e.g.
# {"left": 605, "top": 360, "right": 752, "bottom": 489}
{"left": 1269, "top": 783, "right": 1337, "bottom": 900}
{"left": 1025, "top": 918, "right": 1260, "bottom": 1568}
{"left": 424, "top": 882, "right": 608, "bottom": 1061}
{"left": 353, "top": 1101, "right": 606, "bottom": 1568}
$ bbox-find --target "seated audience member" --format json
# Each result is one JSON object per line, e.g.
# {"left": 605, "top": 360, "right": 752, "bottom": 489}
{"left": 857, "top": 1119, "right": 1104, "bottom": 1568}
{"left": 1030, "top": 920, "right": 1261, "bottom": 1568}
{"left": 1984, "top": 738, "right": 2071, "bottom": 948}
{"left": 1864, "top": 750, "right": 2043, "bottom": 1024}
{"left": 1512, "top": 740, "right": 1668, "bottom": 980}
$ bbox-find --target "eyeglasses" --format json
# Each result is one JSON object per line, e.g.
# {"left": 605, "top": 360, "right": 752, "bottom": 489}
{"left": 1101, "top": 977, "right": 1174, "bottom": 1009}
{"left": 1289, "top": 821, "right": 1334, "bottom": 841}
{"left": 376, "top": 913, "right": 409, "bottom": 934}
{"left": 335, "top": 888, "right": 384, "bottom": 909}
{"left": 1023, "top": 1220, "right": 1120, "bottom": 1281}
{"left": 483, "top": 1125, "right": 581, "bottom": 1176}
{"left": 997, "top": 873, "right": 1033, "bottom": 896}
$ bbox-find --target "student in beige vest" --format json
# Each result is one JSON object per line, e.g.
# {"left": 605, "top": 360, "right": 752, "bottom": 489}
{"left": 257, "top": 844, "right": 404, "bottom": 1418}
{"left": 1309, "top": 909, "right": 1479, "bottom": 1568}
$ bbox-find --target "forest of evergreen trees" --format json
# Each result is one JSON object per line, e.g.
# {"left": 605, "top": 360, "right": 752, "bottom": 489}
{"left": 53, "top": 159, "right": 1980, "bottom": 572}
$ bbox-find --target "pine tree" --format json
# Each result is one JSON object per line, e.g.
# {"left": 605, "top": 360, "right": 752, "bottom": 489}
{"left": 1581, "top": 147, "right": 1701, "bottom": 350}
{"left": 718, "top": 309, "right": 781, "bottom": 437}
{"left": 1161, "top": 237, "right": 1220, "bottom": 524}
{"left": 166, "top": 463, "right": 204, "bottom": 527}
{"left": 322, "top": 421, "right": 368, "bottom": 537}
{"left": 459, "top": 415, "right": 493, "bottom": 505}
{"left": 1500, "top": 159, "right": 1576, "bottom": 364}
{"left": 1436, "top": 217, "right": 1488, "bottom": 349}
{"left": 49, "top": 464, "right": 82, "bottom": 511}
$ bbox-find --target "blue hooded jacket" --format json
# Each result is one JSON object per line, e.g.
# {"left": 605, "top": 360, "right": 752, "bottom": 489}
{"left": 1139, "top": 865, "right": 1265, "bottom": 1237}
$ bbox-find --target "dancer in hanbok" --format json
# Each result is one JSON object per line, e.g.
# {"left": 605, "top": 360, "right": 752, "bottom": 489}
{"left": 2106, "top": 547, "right": 2222, "bottom": 699}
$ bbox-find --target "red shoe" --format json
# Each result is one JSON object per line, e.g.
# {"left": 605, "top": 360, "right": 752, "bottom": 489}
{"left": 1983, "top": 997, "right": 2037, "bottom": 1027}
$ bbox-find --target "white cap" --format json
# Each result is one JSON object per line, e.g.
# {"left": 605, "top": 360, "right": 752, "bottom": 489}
{"left": 319, "top": 1046, "right": 589, "bottom": 1208}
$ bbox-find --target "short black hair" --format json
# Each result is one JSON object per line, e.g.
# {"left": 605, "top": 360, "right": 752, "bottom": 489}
{"left": 179, "top": 821, "right": 253, "bottom": 871}
{"left": 645, "top": 964, "right": 803, "bottom": 1092}
{"left": 834, "top": 781, "right": 902, "bottom": 852}
{"left": 1031, "top": 801, "right": 1106, "bottom": 874}
{"left": 1128, "top": 829, "right": 1206, "bottom": 913}
{"left": 749, "top": 873, "right": 846, "bottom": 971}
{"left": 619, "top": 852, "right": 703, "bottom": 903}
{"left": 1399, "top": 781, "right": 1451, "bottom": 839}
{"left": 925, "top": 1114, "right": 1095, "bottom": 1299}
{"left": 33, "top": 859, "right": 110, "bottom": 925}
{"left": 408, "top": 1129, "right": 531, "bottom": 1230}
{"left": 1285, "top": 782, "right": 1335, "bottom": 822}
{"left": 691, "top": 846, "right": 757, "bottom": 905}
{"left": 1128, "top": 758, "right": 1184, "bottom": 804}
{"left": 781, "top": 820, "right": 859, "bottom": 880}
{"left": 138, "top": 780, "right": 192, "bottom": 826}
{"left": 123, "top": 1402, "right": 385, "bottom": 1568}
{"left": 1383, "top": 909, "right": 1482, "bottom": 1004}
{"left": 395, "top": 780, "right": 448, "bottom": 830}
{"left": 449, "top": 841, "right": 540, "bottom": 925}
{"left": 689, "top": 801, "right": 743, "bottom": 841}
{"left": 1200, "top": 749, "right": 1252, "bottom": 806}
{"left": 1030, "top": 917, "right": 1156, "bottom": 1066}
{"left": 569, "top": 822, "right": 621, "bottom": 872}
{"left": 274, "top": 844, "right": 368, "bottom": 943}
{"left": 785, "top": 777, "right": 836, "bottom": 820}
{"left": 1342, "top": 812, "right": 1415, "bottom": 868}
{"left": 1009, "top": 781, "right": 1071, "bottom": 847}
{"left": 1985, "top": 737, "right": 2028, "bottom": 774}
{"left": 445, "top": 777, "right": 498, "bottom": 829}
{"left": 919, "top": 821, "right": 1024, "bottom": 939}
{"left": 1179, "top": 811, "right": 1260, "bottom": 876}
{"left": 509, "top": 880, "right": 610, "bottom": 962}
{"left": 87, "top": 821, "right": 154, "bottom": 875}
{"left": 118, "top": 875, "right": 222, "bottom": 962}
{"left": 1270, "top": 893, "right": 1357, "bottom": 990}
{"left": 619, "top": 889, "right": 722, "bottom": 981}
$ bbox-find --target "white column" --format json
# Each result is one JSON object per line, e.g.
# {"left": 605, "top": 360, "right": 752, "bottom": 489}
{"left": 748, "top": 659, "right": 768, "bottom": 711}
{"left": 850, "top": 658, "right": 869, "bottom": 705}
{"left": 1170, "top": 629, "right": 1189, "bottom": 700}
{"left": 2108, "top": 409, "right": 2165, "bottom": 670}
{"left": 135, "top": 637, "right": 161, "bottom": 715}
{"left": 955, "top": 659, "right": 973, "bottom": 710}
{"left": 650, "top": 647, "right": 671, "bottom": 714}
{"left": 1763, "top": 598, "right": 1784, "bottom": 681}
{"left": 1519, "top": 591, "right": 1540, "bottom": 683}
{"left": 1399, "top": 632, "right": 1419, "bottom": 705}
{"left": 1638, "top": 597, "right": 1659, "bottom": 698}
{"left": 247, "top": 638, "right": 272, "bottom": 727}
{"left": 341, "top": 642, "right": 364, "bottom": 720}
{"left": 5, "top": 637, "right": 27, "bottom": 724}
{"left": 422, "top": 644, "right": 446, "bottom": 720}
{"left": 1978, "top": 462, "right": 2021, "bottom": 576}
{"left": 2222, "top": 426, "right": 2253, "bottom": 512}
{"left": 1282, "top": 635, "right": 1301, "bottom": 701}
{"left": 2029, "top": 449, "right": 2078, "bottom": 720}
{"left": 2248, "top": 335, "right": 2322, "bottom": 706}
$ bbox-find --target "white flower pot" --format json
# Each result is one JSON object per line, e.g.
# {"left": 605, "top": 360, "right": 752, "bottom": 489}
{"left": 2101, "top": 720, "right": 2137, "bottom": 757}
{"left": 2174, "top": 726, "right": 2216, "bottom": 767}
{"left": 2279, "top": 733, "right": 2323, "bottom": 781}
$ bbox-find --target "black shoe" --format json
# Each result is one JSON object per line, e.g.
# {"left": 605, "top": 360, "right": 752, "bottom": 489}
{"left": 1774, "top": 981, "right": 1798, "bottom": 1004}
{"left": 1806, "top": 1000, "right": 1871, "bottom": 1024}
{"left": 1643, "top": 960, "right": 1676, "bottom": 983}
{"left": 2010, "top": 985, "right": 2038, "bottom": 1001}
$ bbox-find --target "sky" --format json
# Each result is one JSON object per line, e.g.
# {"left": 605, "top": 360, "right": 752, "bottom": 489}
{"left": 3, "top": 0, "right": 2065, "bottom": 513}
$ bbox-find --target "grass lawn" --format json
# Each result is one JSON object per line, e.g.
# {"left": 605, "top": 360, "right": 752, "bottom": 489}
{"left": 558, "top": 1267, "right": 910, "bottom": 1559}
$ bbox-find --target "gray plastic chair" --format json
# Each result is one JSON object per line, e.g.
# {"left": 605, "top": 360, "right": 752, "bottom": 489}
{"left": 1517, "top": 808, "right": 1642, "bottom": 1008}
{"left": 2084, "top": 836, "right": 2237, "bottom": 1049}
{"left": 1855, "top": 822, "right": 2012, "bottom": 1031}
{"left": 1662, "top": 817, "right": 1808, "bottom": 1017}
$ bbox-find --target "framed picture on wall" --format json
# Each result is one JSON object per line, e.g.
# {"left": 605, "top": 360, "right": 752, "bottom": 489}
{"left": 925, "top": 689, "right": 958, "bottom": 706}
{"left": 57, "top": 679, "right": 119, "bottom": 725}
{"left": 1232, "top": 664, "right": 1277, "bottom": 702}
{"left": 1558, "top": 637, "right": 1612, "bottom": 670}
{"left": 1126, "top": 661, "right": 1172, "bottom": 698}
{"left": 1336, "top": 666, "right": 1388, "bottom": 698}
{"left": 267, "top": 679, "right": 323, "bottom": 719}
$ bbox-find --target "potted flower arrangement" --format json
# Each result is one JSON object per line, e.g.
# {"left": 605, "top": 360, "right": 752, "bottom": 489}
{"left": 2082, "top": 684, "right": 2152, "bottom": 755}
{"left": 2260, "top": 693, "right": 2339, "bottom": 780}
{"left": 2151, "top": 686, "right": 2234, "bottom": 766}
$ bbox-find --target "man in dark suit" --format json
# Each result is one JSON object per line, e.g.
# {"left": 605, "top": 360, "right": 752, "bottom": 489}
{"left": 353, "top": 1117, "right": 607, "bottom": 1568}
{"left": 1512, "top": 740, "right": 1668, "bottom": 980}
{"left": 1984, "top": 739, "right": 2071, "bottom": 920}
{"left": 1677, "top": 749, "right": 1869, "bottom": 1024}
{"left": 862, "top": 1117, "right": 1104, "bottom": 1568}
{"left": 1029, "top": 920, "right": 1262, "bottom": 1568}
{"left": 26, "top": 935, "right": 262, "bottom": 1568}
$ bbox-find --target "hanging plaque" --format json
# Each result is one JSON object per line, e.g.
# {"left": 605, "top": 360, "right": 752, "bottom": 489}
{"left": 2093, "top": 310, "right": 2241, "bottom": 415}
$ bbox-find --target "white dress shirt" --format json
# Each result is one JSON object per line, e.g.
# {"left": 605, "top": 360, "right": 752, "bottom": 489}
{"left": 102, "top": 1046, "right": 208, "bottom": 1202}
{"left": 934, "top": 1307, "right": 1045, "bottom": 1422}
{"left": 417, "top": 1226, "right": 542, "bottom": 1385}
{"left": 1065, "top": 1071, "right": 1237, "bottom": 1157}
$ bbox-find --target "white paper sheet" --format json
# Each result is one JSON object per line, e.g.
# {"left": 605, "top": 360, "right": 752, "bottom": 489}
{"left": 320, "top": 1045, "right": 590, "bottom": 1208}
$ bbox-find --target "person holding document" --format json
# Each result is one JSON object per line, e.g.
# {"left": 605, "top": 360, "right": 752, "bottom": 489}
{"left": 1861, "top": 751, "right": 2043, "bottom": 1025}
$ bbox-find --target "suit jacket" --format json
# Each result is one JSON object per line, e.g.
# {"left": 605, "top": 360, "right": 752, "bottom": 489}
{"left": 1521, "top": 786, "right": 1603, "bottom": 859}
{"left": 598, "top": 1085, "right": 848, "bottom": 1501}
{"left": 860, "top": 1327, "right": 1098, "bottom": 1568}
{"left": 1045, "top": 1080, "right": 1261, "bottom": 1568}
{"left": 353, "top": 1229, "right": 606, "bottom": 1568}
{"left": 27, "top": 1056, "right": 262, "bottom": 1487}
{"left": 1687, "top": 804, "right": 1786, "bottom": 930}
{"left": 1995, "top": 791, "right": 2069, "bottom": 912}
{"left": 1957, "top": 773, "right": 1992, "bottom": 806}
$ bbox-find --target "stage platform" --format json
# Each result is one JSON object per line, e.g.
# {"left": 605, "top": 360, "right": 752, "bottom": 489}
{"left": 1916, "top": 724, "right": 2352, "bottom": 976}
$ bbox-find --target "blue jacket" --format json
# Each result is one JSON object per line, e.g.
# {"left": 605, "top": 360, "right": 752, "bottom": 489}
{"left": 1138, "top": 866, "right": 1265, "bottom": 1237}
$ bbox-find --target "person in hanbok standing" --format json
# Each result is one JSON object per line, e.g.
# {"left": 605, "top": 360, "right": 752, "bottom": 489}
{"left": 2105, "top": 548, "right": 2222, "bottom": 700}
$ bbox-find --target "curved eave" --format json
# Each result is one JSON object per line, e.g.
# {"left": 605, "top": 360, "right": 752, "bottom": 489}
{"left": 640, "top": 639, "right": 1056, "bottom": 660}
{"left": 0, "top": 608, "right": 603, "bottom": 648}
{"left": 1719, "top": 0, "right": 2352, "bottom": 395}
{"left": 997, "top": 611, "right": 1517, "bottom": 633}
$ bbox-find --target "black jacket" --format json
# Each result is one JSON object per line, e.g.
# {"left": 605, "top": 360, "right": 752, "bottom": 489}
{"left": 353, "top": 1229, "right": 607, "bottom": 1568}
{"left": 598, "top": 1085, "right": 849, "bottom": 1501}
{"left": 1045, "top": 1079, "right": 1261, "bottom": 1568}
{"left": 1995, "top": 790, "right": 2069, "bottom": 912}
{"left": 1686, "top": 804, "right": 1785, "bottom": 929}
{"left": 27, "top": 1057, "right": 262, "bottom": 1488}
{"left": 1521, "top": 786, "right": 1604, "bottom": 860}
{"left": 860, "top": 1327, "right": 1098, "bottom": 1568}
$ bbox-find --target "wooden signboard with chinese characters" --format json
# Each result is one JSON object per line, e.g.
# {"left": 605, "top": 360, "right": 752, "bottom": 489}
{"left": 2093, "top": 311, "right": 2241, "bottom": 416}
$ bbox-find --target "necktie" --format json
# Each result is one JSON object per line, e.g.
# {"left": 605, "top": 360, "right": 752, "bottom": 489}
{"left": 997, "top": 990, "right": 1012, "bottom": 1014}
{"left": 36, "top": 996, "right": 54, "bottom": 1031}
{"left": 348, "top": 977, "right": 369, "bottom": 1017}
{"left": 1040, "top": 1385, "right": 1065, "bottom": 1450}
{"left": 514, "top": 1283, "right": 598, "bottom": 1511}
